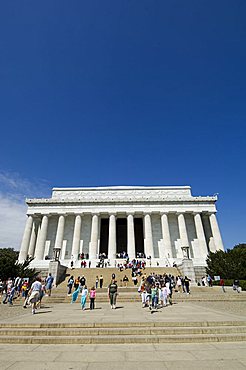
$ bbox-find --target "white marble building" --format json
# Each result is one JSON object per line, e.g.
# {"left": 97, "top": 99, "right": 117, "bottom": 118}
{"left": 18, "top": 186, "right": 224, "bottom": 268}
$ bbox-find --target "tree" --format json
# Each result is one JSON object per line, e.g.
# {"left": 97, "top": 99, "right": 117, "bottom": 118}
{"left": 0, "top": 248, "right": 39, "bottom": 282}
{"left": 206, "top": 244, "right": 246, "bottom": 279}
{"left": 0, "top": 248, "right": 19, "bottom": 280}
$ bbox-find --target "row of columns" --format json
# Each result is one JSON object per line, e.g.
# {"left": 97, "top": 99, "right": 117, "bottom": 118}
{"left": 18, "top": 212, "right": 224, "bottom": 263}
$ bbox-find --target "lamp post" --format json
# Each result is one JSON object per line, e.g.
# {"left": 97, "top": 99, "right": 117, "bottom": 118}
{"left": 53, "top": 248, "right": 61, "bottom": 261}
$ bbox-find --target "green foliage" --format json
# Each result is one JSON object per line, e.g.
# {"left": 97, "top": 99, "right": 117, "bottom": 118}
{"left": 206, "top": 244, "right": 246, "bottom": 280}
{"left": 0, "top": 248, "right": 19, "bottom": 280}
{"left": 0, "top": 248, "right": 39, "bottom": 282}
{"left": 16, "top": 256, "right": 39, "bottom": 283}
{"left": 213, "top": 279, "right": 246, "bottom": 291}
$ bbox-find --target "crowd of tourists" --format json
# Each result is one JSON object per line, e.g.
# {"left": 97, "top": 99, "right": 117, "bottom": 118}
{"left": 0, "top": 273, "right": 54, "bottom": 314}
{"left": 65, "top": 270, "right": 193, "bottom": 312}
{"left": 1, "top": 268, "right": 242, "bottom": 316}
{"left": 68, "top": 272, "right": 119, "bottom": 310}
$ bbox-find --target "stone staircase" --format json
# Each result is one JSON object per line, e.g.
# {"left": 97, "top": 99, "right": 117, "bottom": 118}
{"left": 44, "top": 267, "right": 246, "bottom": 304}
{"left": 62, "top": 267, "right": 180, "bottom": 288}
{"left": 0, "top": 321, "right": 245, "bottom": 344}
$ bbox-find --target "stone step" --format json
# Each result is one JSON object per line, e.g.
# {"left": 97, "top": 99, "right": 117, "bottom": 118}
{"left": 1, "top": 325, "right": 246, "bottom": 337}
{"left": 60, "top": 266, "right": 180, "bottom": 290}
{"left": 1, "top": 321, "right": 245, "bottom": 328}
{"left": 1, "top": 333, "right": 246, "bottom": 344}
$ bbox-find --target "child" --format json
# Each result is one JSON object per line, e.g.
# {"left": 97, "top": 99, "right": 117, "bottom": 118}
{"left": 89, "top": 286, "right": 96, "bottom": 310}
{"left": 150, "top": 284, "right": 159, "bottom": 310}
{"left": 162, "top": 283, "right": 169, "bottom": 307}
{"left": 81, "top": 285, "right": 88, "bottom": 310}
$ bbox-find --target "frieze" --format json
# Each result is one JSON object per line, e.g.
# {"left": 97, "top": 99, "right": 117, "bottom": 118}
{"left": 26, "top": 187, "right": 217, "bottom": 205}
{"left": 51, "top": 188, "right": 193, "bottom": 202}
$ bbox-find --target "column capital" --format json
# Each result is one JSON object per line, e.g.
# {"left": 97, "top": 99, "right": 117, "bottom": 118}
{"left": 192, "top": 211, "right": 202, "bottom": 216}
{"left": 109, "top": 212, "right": 117, "bottom": 217}
{"left": 143, "top": 212, "right": 152, "bottom": 216}
{"left": 127, "top": 212, "right": 135, "bottom": 217}
{"left": 204, "top": 211, "right": 217, "bottom": 216}
{"left": 91, "top": 213, "right": 100, "bottom": 217}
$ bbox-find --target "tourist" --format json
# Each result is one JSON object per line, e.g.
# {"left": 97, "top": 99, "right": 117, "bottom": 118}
{"left": 132, "top": 274, "right": 138, "bottom": 286}
{"left": 81, "top": 285, "right": 88, "bottom": 310}
{"left": 22, "top": 282, "right": 30, "bottom": 308}
{"left": 138, "top": 278, "right": 147, "bottom": 308}
{"left": 8, "top": 285, "right": 17, "bottom": 305}
{"left": 207, "top": 275, "right": 213, "bottom": 287}
{"left": 89, "top": 286, "right": 96, "bottom": 310}
{"left": 233, "top": 279, "right": 241, "bottom": 293}
{"left": 123, "top": 275, "right": 129, "bottom": 287}
{"left": 99, "top": 275, "right": 103, "bottom": 288}
{"left": 67, "top": 276, "right": 74, "bottom": 295}
{"left": 95, "top": 276, "right": 99, "bottom": 289}
{"left": 219, "top": 278, "right": 226, "bottom": 293}
{"left": 37, "top": 280, "right": 46, "bottom": 308}
{"left": 80, "top": 275, "right": 86, "bottom": 288}
{"left": 28, "top": 277, "right": 42, "bottom": 314}
{"left": 71, "top": 285, "right": 80, "bottom": 303}
{"left": 45, "top": 273, "right": 54, "bottom": 296}
{"left": 184, "top": 276, "right": 191, "bottom": 294}
{"left": 108, "top": 279, "right": 118, "bottom": 309}
{"left": 150, "top": 283, "right": 159, "bottom": 311}
{"left": 162, "top": 283, "right": 169, "bottom": 307}
{"left": 176, "top": 276, "right": 182, "bottom": 293}
{"left": 74, "top": 276, "right": 80, "bottom": 291}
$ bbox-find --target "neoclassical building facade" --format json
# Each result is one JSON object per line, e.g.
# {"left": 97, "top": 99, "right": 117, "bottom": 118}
{"left": 18, "top": 186, "right": 224, "bottom": 268}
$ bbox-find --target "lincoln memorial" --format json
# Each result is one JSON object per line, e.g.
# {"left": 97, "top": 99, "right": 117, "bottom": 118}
{"left": 18, "top": 186, "right": 224, "bottom": 269}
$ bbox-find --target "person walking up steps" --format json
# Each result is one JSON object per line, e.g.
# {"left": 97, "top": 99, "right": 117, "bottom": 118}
{"left": 45, "top": 273, "right": 54, "bottom": 297}
{"left": 28, "top": 277, "right": 42, "bottom": 314}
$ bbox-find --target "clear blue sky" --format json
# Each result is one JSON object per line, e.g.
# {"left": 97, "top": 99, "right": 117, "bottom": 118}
{"left": 0, "top": 1, "right": 245, "bottom": 250}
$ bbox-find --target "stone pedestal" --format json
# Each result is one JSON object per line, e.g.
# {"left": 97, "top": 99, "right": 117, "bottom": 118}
{"left": 48, "top": 260, "right": 67, "bottom": 286}
{"left": 180, "top": 258, "right": 196, "bottom": 285}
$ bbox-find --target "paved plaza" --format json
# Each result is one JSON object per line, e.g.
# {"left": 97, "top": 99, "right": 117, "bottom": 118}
{"left": 0, "top": 298, "right": 245, "bottom": 369}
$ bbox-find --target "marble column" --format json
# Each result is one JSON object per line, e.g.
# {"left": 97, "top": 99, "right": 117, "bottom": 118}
{"left": 177, "top": 213, "right": 189, "bottom": 252}
{"left": 71, "top": 214, "right": 82, "bottom": 260}
{"left": 127, "top": 214, "right": 135, "bottom": 259}
{"left": 144, "top": 214, "right": 154, "bottom": 258}
{"left": 54, "top": 215, "right": 66, "bottom": 250}
{"left": 19, "top": 215, "right": 34, "bottom": 262}
{"left": 89, "top": 214, "right": 99, "bottom": 259}
{"left": 209, "top": 213, "right": 224, "bottom": 251}
{"left": 194, "top": 213, "right": 208, "bottom": 258}
{"left": 161, "top": 213, "right": 172, "bottom": 259}
{"left": 28, "top": 218, "right": 40, "bottom": 258}
{"left": 34, "top": 215, "right": 49, "bottom": 260}
{"left": 108, "top": 214, "right": 116, "bottom": 259}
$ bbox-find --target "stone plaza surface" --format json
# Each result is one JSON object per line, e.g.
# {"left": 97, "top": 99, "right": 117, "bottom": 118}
{"left": 0, "top": 298, "right": 245, "bottom": 369}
